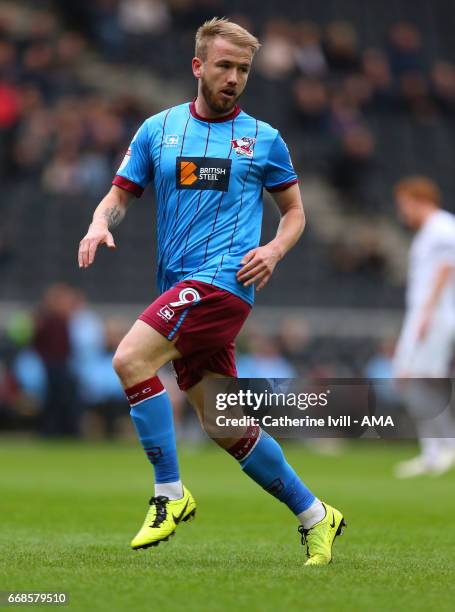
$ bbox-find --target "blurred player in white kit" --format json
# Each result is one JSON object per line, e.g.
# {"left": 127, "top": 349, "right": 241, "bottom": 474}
{"left": 394, "top": 176, "right": 455, "bottom": 477}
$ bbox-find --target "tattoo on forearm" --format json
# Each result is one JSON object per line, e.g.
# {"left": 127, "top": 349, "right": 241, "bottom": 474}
{"left": 102, "top": 206, "right": 122, "bottom": 229}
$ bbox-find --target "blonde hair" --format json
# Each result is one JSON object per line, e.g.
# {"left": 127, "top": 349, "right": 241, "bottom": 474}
{"left": 394, "top": 176, "right": 441, "bottom": 206}
{"left": 195, "top": 17, "right": 260, "bottom": 61}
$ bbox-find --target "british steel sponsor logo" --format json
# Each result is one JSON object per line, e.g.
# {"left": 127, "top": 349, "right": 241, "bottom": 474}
{"left": 232, "top": 136, "right": 256, "bottom": 158}
{"left": 176, "top": 156, "right": 232, "bottom": 191}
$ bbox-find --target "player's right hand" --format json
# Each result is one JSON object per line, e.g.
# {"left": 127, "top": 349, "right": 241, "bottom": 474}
{"left": 78, "top": 223, "right": 116, "bottom": 268}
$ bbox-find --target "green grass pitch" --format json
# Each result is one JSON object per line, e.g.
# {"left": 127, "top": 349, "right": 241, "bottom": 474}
{"left": 1, "top": 439, "right": 454, "bottom": 611}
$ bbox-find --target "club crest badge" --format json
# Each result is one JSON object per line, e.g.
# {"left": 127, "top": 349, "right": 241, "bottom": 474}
{"left": 231, "top": 136, "right": 256, "bottom": 158}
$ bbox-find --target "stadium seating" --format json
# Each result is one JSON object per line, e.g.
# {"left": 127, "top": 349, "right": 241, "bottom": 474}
{"left": 2, "top": 0, "right": 455, "bottom": 308}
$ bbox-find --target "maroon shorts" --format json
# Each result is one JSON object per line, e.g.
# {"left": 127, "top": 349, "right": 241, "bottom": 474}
{"left": 139, "top": 280, "right": 251, "bottom": 391}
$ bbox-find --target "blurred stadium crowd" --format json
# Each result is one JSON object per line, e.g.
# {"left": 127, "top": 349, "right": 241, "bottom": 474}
{"left": 0, "top": 283, "right": 396, "bottom": 438}
{"left": 1, "top": 0, "right": 455, "bottom": 305}
{"left": 1, "top": 1, "right": 454, "bottom": 202}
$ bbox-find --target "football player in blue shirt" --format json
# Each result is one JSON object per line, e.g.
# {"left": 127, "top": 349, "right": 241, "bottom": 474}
{"left": 78, "top": 17, "right": 345, "bottom": 566}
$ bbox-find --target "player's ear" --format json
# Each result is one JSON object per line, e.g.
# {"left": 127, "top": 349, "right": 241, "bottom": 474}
{"left": 192, "top": 57, "right": 203, "bottom": 79}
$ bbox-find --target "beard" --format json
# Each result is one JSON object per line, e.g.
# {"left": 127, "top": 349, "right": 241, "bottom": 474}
{"left": 200, "top": 77, "right": 240, "bottom": 115}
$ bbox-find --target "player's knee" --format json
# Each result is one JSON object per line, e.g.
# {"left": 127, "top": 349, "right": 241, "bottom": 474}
{"left": 112, "top": 347, "right": 132, "bottom": 379}
{"left": 112, "top": 346, "right": 157, "bottom": 382}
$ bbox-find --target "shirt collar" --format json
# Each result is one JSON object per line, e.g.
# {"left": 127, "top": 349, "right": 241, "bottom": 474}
{"left": 189, "top": 99, "right": 241, "bottom": 123}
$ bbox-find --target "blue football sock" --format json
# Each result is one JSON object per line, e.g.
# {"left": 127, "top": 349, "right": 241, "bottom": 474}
{"left": 125, "top": 376, "right": 180, "bottom": 487}
{"left": 228, "top": 426, "right": 315, "bottom": 515}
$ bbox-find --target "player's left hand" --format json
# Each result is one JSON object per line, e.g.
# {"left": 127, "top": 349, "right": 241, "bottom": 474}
{"left": 236, "top": 244, "right": 282, "bottom": 291}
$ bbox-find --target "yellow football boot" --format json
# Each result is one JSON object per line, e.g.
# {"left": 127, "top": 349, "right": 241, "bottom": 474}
{"left": 298, "top": 503, "right": 346, "bottom": 566}
{"left": 131, "top": 485, "right": 196, "bottom": 550}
